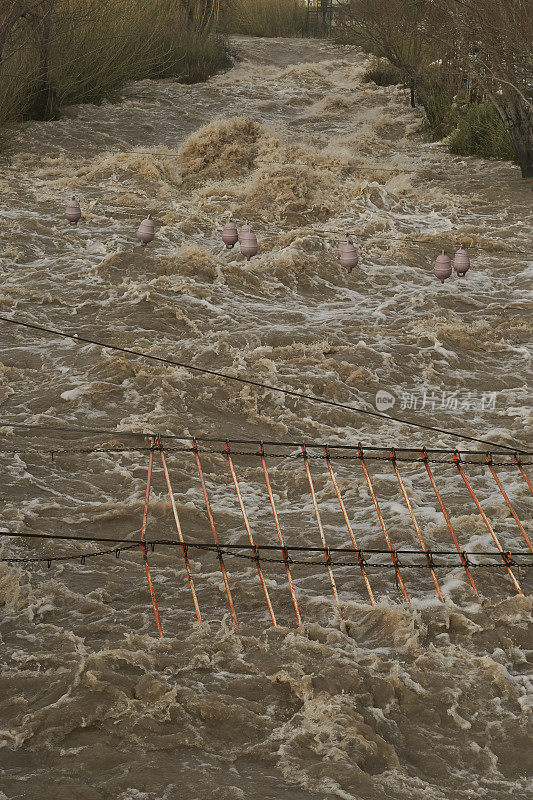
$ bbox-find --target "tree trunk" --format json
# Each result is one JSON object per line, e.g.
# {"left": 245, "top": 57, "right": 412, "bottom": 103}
{"left": 26, "top": 2, "right": 58, "bottom": 120}
{"left": 489, "top": 89, "right": 533, "bottom": 178}
{"left": 413, "top": 77, "right": 429, "bottom": 112}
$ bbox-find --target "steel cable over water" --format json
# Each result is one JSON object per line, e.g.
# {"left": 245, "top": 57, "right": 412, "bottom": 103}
{"left": 356, "top": 443, "right": 410, "bottom": 601}
{"left": 0, "top": 314, "right": 530, "bottom": 454}
{"left": 0, "top": 315, "right": 530, "bottom": 631}
{"left": 323, "top": 444, "right": 375, "bottom": 605}
{"left": 0, "top": 438, "right": 530, "bottom": 466}
{"left": 157, "top": 437, "right": 203, "bottom": 624}
{"left": 259, "top": 441, "right": 302, "bottom": 626}
{"left": 389, "top": 448, "right": 445, "bottom": 602}
{"left": 139, "top": 443, "right": 164, "bottom": 638}
{"left": 0, "top": 420, "right": 530, "bottom": 463}
{"left": 301, "top": 442, "right": 340, "bottom": 608}
{"left": 485, "top": 453, "right": 533, "bottom": 553}
{"left": 2, "top": 530, "right": 531, "bottom": 565}
{"left": 421, "top": 448, "right": 479, "bottom": 596}
{"left": 192, "top": 437, "right": 239, "bottom": 626}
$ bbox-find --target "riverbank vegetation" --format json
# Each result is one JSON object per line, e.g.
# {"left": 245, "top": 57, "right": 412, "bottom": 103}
{"left": 221, "top": 0, "right": 306, "bottom": 38}
{"left": 337, "top": 0, "right": 533, "bottom": 176}
{"left": 0, "top": 0, "right": 230, "bottom": 125}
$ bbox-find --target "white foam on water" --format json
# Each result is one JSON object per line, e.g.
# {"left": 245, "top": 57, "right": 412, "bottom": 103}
{"left": 0, "top": 34, "right": 531, "bottom": 800}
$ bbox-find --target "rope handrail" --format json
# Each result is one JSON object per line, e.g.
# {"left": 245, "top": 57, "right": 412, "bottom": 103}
{"left": 0, "top": 315, "right": 529, "bottom": 454}
{"left": 2, "top": 528, "right": 531, "bottom": 556}
{"left": 0, "top": 421, "right": 530, "bottom": 459}
{"left": 1, "top": 531, "right": 531, "bottom": 567}
{"left": 0, "top": 442, "right": 529, "bottom": 467}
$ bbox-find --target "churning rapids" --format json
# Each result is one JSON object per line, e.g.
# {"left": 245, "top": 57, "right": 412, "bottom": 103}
{"left": 0, "top": 35, "right": 532, "bottom": 800}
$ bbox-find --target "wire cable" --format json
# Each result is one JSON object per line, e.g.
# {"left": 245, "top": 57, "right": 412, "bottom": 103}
{"left": 1, "top": 530, "right": 531, "bottom": 569}
{"left": 1, "top": 529, "right": 531, "bottom": 557}
{"left": 0, "top": 423, "right": 528, "bottom": 458}
{"left": 0, "top": 315, "right": 528, "bottom": 454}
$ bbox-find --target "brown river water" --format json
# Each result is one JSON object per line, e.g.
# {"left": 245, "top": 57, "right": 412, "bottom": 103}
{"left": 0, "top": 36, "right": 532, "bottom": 800}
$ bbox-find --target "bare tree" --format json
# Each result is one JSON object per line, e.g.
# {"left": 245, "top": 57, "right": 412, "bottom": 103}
{"left": 436, "top": 0, "right": 533, "bottom": 177}
{"left": 335, "top": 0, "right": 448, "bottom": 107}
{"left": 1, "top": 0, "right": 67, "bottom": 119}
{"left": 336, "top": 0, "right": 533, "bottom": 177}
{"left": 0, "top": 1, "right": 24, "bottom": 58}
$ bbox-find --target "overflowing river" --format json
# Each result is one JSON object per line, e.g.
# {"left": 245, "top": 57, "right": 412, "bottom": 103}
{"left": 0, "top": 36, "right": 532, "bottom": 800}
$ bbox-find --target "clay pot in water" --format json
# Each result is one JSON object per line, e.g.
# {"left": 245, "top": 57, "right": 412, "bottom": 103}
{"left": 65, "top": 197, "right": 81, "bottom": 225}
{"left": 434, "top": 250, "right": 452, "bottom": 283}
{"left": 453, "top": 245, "right": 470, "bottom": 276}
{"left": 239, "top": 222, "right": 258, "bottom": 261}
{"left": 137, "top": 215, "right": 155, "bottom": 246}
{"left": 338, "top": 234, "right": 358, "bottom": 273}
{"left": 222, "top": 220, "right": 239, "bottom": 249}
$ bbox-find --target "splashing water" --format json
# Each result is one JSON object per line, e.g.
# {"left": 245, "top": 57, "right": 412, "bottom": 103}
{"left": 0, "top": 36, "right": 531, "bottom": 800}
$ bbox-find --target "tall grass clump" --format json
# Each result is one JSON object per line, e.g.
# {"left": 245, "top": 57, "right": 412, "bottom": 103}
{"left": 448, "top": 102, "right": 515, "bottom": 162}
{"left": 0, "top": 0, "right": 230, "bottom": 125}
{"left": 420, "top": 77, "right": 457, "bottom": 140}
{"left": 221, "top": 0, "right": 306, "bottom": 37}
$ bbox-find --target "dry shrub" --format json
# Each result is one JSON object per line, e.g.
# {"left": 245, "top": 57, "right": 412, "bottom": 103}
{"left": 0, "top": 0, "right": 230, "bottom": 124}
{"left": 448, "top": 102, "right": 515, "bottom": 162}
{"left": 221, "top": 0, "right": 306, "bottom": 37}
{"left": 362, "top": 58, "right": 403, "bottom": 86}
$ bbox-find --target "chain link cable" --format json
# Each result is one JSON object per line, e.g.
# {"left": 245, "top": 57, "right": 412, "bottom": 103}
{"left": 1, "top": 534, "right": 531, "bottom": 569}
{"left": 0, "top": 445, "right": 527, "bottom": 467}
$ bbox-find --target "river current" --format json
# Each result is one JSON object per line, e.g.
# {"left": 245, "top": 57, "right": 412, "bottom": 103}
{"left": 0, "top": 36, "right": 531, "bottom": 800}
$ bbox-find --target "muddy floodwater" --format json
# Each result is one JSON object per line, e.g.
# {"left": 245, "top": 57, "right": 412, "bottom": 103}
{"left": 0, "top": 36, "right": 532, "bottom": 800}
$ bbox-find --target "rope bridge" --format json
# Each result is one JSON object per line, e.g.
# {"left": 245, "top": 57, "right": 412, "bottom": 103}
{"left": 1, "top": 436, "right": 531, "bottom": 637}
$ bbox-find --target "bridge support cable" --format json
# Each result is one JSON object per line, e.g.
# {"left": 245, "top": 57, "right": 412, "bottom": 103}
{"left": 421, "top": 448, "right": 479, "bottom": 596}
{"left": 225, "top": 441, "right": 277, "bottom": 627}
{"left": 140, "top": 440, "right": 164, "bottom": 638}
{"left": 357, "top": 444, "right": 410, "bottom": 601}
{"left": 259, "top": 441, "right": 302, "bottom": 626}
{"left": 389, "top": 449, "right": 444, "bottom": 602}
{"left": 323, "top": 445, "right": 375, "bottom": 606}
{"left": 301, "top": 443, "right": 340, "bottom": 608}
{"left": 157, "top": 438, "right": 203, "bottom": 624}
{"left": 515, "top": 454, "right": 533, "bottom": 494}
{"left": 485, "top": 453, "right": 532, "bottom": 553}
{"left": 454, "top": 452, "right": 523, "bottom": 595}
{"left": 192, "top": 439, "right": 239, "bottom": 625}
